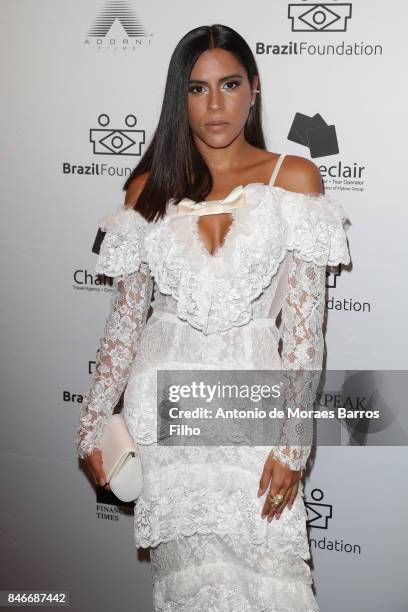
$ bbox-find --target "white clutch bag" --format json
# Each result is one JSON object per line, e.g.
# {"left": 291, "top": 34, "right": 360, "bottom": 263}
{"left": 99, "top": 414, "right": 143, "bottom": 503}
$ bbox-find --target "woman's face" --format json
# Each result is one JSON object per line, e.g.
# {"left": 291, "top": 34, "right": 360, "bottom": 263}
{"left": 187, "top": 48, "right": 258, "bottom": 149}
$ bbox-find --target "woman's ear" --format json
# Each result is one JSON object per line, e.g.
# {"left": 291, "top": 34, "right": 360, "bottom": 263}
{"left": 251, "top": 75, "right": 259, "bottom": 92}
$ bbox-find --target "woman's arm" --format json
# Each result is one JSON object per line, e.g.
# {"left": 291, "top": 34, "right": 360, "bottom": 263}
{"left": 76, "top": 264, "right": 154, "bottom": 459}
{"left": 269, "top": 252, "right": 326, "bottom": 472}
{"left": 259, "top": 158, "right": 351, "bottom": 519}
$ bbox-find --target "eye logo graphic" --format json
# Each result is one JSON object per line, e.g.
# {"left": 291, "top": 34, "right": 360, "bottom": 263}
{"left": 305, "top": 488, "right": 333, "bottom": 529}
{"left": 87, "top": 0, "right": 149, "bottom": 38}
{"left": 288, "top": 2, "right": 352, "bottom": 32}
{"left": 89, "top": 114, "right": 145, "bottom": 156}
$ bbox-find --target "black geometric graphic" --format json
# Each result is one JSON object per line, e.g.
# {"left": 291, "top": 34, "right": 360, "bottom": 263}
{"left": 288, "top": 2, "right": 352, "bottom": 32}
{"left": 326, "top": 266, "right": 344, "bottom": 289}
{"left": 87, "top": 1, "right": 149, "bottom": 37}
{"left": 305, "top": 488, "right": 333, "bottom": 529}
{"left": 89, "top": 114, "right": 145, "bottom": 156}
{"left": 288, "top": 112, "right": 339, "bottom": 158}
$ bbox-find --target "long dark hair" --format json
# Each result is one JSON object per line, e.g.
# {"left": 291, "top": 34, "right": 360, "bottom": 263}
{"left": 123, "top": 24, "right": 266, "bottom": 222}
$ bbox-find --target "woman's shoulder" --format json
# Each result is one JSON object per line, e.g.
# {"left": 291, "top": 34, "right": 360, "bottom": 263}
{"left": 91, "top": 172, "right": 151, "bottom": 277}
{"left": 267, "top": 155, "right": 351, "bottom": 267}
{"left": 124, "top": 171, "right": 151, "bottom": 209}
{"left": 96, "top": 171, "right": 152, "bottom": 239}
{"left": 273, "top": 154, "right": 323, "bottom": 195}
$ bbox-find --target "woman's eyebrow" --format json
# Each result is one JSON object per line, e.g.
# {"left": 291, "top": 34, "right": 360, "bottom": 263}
{"left": 188, "top": 73, "right": 244, "bottom": 84}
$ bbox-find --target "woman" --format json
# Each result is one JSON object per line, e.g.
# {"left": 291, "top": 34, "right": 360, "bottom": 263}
{"left": 76, "top": 24, "right": 351, "bottom": 611}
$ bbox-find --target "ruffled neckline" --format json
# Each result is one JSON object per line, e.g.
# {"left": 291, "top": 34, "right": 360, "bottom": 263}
{"left": 94, "top": 183, "right": 351, "bottom": 334}
{"left": 164, "top": 183, "right": 272, "bottom": 265}
{"left": 144, "top": 184, "right": 288, "bottom": 333}
{"left": 169, "top": 182, "right": 339, "bottom": 206}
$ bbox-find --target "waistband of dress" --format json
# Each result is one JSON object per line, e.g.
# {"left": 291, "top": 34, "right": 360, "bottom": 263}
{"left": 151, "top": 309, "right": 279, "bottom": 329}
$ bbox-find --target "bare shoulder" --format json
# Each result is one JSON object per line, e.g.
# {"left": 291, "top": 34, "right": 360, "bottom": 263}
{"left": 278, "top": 154, "right": 323, "bottom": 195}
{"left": 124, "top": 171, "right": 150, "bottom": 209}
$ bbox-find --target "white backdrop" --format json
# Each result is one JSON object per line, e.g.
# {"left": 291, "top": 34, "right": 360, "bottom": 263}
{"left": 1, "top": 1, "right": 407, "bottom": 610}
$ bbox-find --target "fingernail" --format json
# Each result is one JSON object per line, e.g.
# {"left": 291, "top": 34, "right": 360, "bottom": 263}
{"left": 257, "top": 489, "right": 261, "bottom": 497}
{"left": 267, "top": 516, "right": 272, "bottom": 522}
{"left": 261, "top": 513, "right": 265, "bottom": 519}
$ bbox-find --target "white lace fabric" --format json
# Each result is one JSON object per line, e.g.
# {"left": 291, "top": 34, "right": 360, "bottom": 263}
{"left": 75, "top": 183, "right": 350, "bottom": 610}
{"left": 269, "top": 254, "right": 327, "bottom": 472}
{"left": 142, "top": 184, "right": 349, "bottom": 335}
{"left": 76, "top": 263, "right": 153, "bottom": 458}
{"left": 76, "top": 184, "right": 350, "bottom": 464}
{"left": 150, "top": 532, "right": 320, "bottom": 612}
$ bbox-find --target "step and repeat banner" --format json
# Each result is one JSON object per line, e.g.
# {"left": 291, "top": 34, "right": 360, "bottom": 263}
{"left": 1, "top": 1, "right": 407, "bottom": 610}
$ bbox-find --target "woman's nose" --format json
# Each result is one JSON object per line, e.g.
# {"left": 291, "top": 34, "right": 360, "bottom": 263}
{"left": 207, "top": 90, "right": 224, "bottom": 111}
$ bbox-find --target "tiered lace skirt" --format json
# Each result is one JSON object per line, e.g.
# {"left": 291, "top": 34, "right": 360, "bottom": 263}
{"left": 129, "top": 441, "right": 319, "bottom": 612}
{"left": 123, "top": 309, "right": 319, "bottom": 611}
{"left": 149, "top": 530, "right": 319, "bottom": 612}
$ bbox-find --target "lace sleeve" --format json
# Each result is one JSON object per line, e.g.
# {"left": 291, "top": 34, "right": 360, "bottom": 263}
{"left": 75, "top": 263, "right": 154, "bottom": 459}
{"left": 269, "top": 252, "right": 326, "bottom": 472}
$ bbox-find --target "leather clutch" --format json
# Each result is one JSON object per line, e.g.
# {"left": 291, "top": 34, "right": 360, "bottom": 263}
{"left": 99, "top": 414, "right": 143, "bottom": 502}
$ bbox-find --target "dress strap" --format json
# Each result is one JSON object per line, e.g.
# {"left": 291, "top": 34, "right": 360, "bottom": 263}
{"left": 269, "top": 153, "right": 287, "bottom": 187}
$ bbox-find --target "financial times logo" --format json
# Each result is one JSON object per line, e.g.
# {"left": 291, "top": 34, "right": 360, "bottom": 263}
{"left": 288, "top": 2, "right": 352, "bottom": 32}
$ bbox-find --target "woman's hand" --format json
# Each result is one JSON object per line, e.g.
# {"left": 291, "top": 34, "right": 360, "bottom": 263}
{"left": 84, "top": 448, "right": 112, "bottom": 493}
{"left": 257, "top": 452, "right": 301, "bottom": 522}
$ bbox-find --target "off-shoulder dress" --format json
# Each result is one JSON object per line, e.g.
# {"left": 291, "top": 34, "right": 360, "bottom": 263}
{"left": 76, "top": 153, "right": 351, "bottom": 612}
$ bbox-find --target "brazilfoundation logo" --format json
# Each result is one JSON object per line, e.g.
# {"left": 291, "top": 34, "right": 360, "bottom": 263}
{"left": 62, "top": 113, "right": 145, "bottom": 178}
{"left": 306, "top": 488, "right": 362, "bottom": 554}
{"left": 305, "top": 488, "right": 333, "bottom": 528}
{"left": 84, "top": 0, "right": 153, "bottom": 50}
{"left": 256, "top": 1, "right": 383, "bottom": 57}
{"left": 87, "top": 360, "right": 96, "bottom": 376}
{"left": 90, "top": 113, "right": 145, "bottom": 156}
{"left": 326, "top": 266, "right": 346, "bottom": 290}
{"left": 288, "top": 1, "right": 352, "bottom": 32}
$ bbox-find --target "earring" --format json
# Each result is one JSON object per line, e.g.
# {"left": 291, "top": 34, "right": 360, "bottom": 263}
{"left": 250, "top": 89, "right": 260, "bottom": 106}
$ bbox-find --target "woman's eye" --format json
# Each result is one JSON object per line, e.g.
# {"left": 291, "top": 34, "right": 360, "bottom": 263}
{"left": 188, "top": 81, "right": 241, "bottom": 95}
{"left": 188, "top": 85, "right": 205, "bottom": 94}
{"left": 223, "top": 80, "right": 240, "bottom": 90}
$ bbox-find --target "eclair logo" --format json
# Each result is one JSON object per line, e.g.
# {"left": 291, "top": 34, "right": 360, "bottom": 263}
{"left": 288, "top": 112, "right": 339, "bottom": 158}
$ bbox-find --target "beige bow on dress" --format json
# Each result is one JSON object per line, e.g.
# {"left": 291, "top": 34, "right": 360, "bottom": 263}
{"left": 176, "top": 184, "right": 246, "bottom": 216}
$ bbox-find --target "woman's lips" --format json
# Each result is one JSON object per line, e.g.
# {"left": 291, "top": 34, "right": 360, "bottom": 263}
{"left": 205, "top": 122, "right": 229, "bottom": 131}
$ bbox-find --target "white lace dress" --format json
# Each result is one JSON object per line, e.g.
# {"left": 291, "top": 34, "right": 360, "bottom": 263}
{"left": 75, "top": 167, "right": 351, "bottom": 611}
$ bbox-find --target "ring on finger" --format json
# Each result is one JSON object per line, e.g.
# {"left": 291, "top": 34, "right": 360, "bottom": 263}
{"left": 268, "top": 493, "right": 284, "bottom": 507}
